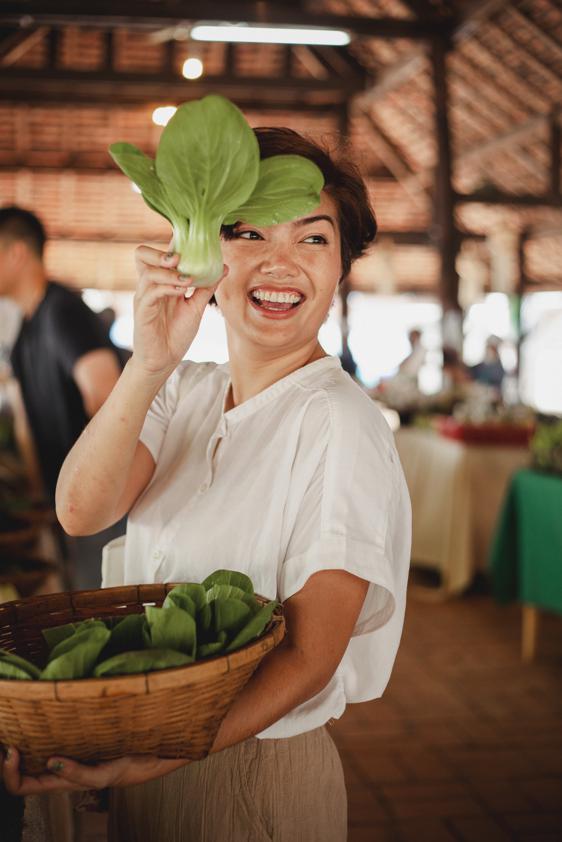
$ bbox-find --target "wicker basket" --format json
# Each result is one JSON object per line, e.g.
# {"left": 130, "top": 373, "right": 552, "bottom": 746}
{"left": 0, "top": 583, "right": 285, "bottom": 774}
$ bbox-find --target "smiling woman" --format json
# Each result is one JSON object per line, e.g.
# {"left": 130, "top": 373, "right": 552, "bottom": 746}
{"left": 4, "top": 125, "right": 413, "bottom": 841}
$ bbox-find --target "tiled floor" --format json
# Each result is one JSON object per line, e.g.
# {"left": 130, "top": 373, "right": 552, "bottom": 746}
{"left": 78, "top": 587, "right": 562, "bottom": 840}
{"left": 332, "top": 588, "right": 562, "bottom": 841}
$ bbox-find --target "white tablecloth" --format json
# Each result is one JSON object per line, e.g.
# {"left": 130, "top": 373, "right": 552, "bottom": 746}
{"left": 394, "top": 427, "right": 530, "bottom": 594}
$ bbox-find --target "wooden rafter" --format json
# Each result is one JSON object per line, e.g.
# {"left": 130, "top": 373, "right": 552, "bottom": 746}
{"left": 356, "top": 0, "right": 511, "bottom": 109}
{"left": 505, "top": 3, "right": 562, "bottom": 65}
{"left": 357, "top": 108, "right": 430, "bottom": 210}
{"left": 0, "top": 24, "right": 49, "bottom": 66}
{"left": 0, "top": 2, "right": 452, "bottom": 39}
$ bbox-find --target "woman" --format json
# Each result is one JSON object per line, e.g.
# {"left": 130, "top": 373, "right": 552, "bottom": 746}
{"left": 1, "top": 128, "right": 411, "bottom": 841}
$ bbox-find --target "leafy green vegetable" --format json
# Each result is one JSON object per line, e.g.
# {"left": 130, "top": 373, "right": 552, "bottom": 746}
{"left": 109, "top": 95, "right": 324, "bottom": 286}
{"left": 41, "top": 625, "right": 111, "bottom": 680}
{"left": 163, "top": 583, "right": 206, "bottom": 615}
{"left": 102, "top": 614, "right": 148, "bottom": 660}
{"left": 197, "top": 630, "right": 228, "bottom": 659}
{"left": 222, "top": 155, "right": 325, "bottom": 227}
{"left": 42, "top": 618, "right": 105, "bottom": 653}
{"left": 203, "top": 570, "right": 254, "bottom": 595}
{"left": 213, "top": 599, "right": 252, "bottom": 637}
{"left": 225, "top": 601, "right": 278, "bottom": 653}
{"left": 94, "top": 649, "right": 193, "bottom": 677}
{"left": 145, "top": 606, "right": 197, "bottom": 658}
{"left": 0, "top": 648, "right": 41, "bottom": 680}
{"left": 5, "top": 570, "right": 280, "bottom": 682}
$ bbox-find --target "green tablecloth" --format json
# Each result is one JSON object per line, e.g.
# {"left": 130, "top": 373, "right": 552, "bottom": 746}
{"left": 489, "top": 468, "right": 562, "bottom": 614}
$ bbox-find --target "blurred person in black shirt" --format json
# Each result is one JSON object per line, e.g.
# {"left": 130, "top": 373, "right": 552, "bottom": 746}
{"left": 0, "top": 205, "right": 125, "bottom": 589}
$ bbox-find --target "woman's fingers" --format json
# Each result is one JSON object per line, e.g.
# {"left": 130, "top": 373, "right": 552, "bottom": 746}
{"left": 134, "top": 244, "right": 179, "bottom": 271}
{"left": 1, "top": 746, "right": 76, "bottom": 796}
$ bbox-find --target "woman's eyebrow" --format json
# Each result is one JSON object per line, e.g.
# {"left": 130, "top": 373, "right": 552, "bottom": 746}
{"left": 293, "top": 214, "right": 336, "bottom": 229}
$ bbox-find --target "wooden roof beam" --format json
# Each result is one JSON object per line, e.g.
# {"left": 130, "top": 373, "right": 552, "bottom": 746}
{"left": 455, "top": 190, "right": 562, "bottom": 207}
{"left": 0, "top": 67, "right": 364, "bottom": 102}
{"left": 0, "top": 3, "right": 452, "bottom": 39}
{"left": 0, "top": 24, "right": 49, "bottom": 66}
{"left": 358, "top": 108, "right": 430, "bottom": 210}
{"left": 356, "top": 0, "right": 511, "bottom": 109}
{"left": 504, "top": 4, "right": 562, "bottom": 65}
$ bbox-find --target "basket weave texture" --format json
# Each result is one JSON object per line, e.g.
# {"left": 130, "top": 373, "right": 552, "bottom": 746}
{"left": 0, "top": 584, "right": 285, "bottom": 774}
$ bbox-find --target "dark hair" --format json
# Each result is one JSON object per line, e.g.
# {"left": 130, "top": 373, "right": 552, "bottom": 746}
{"left": 222, "top": 127, "right": 377, "bottom": 280}
{"left": 0, "top": 206, "right": 46, "bottom": 259}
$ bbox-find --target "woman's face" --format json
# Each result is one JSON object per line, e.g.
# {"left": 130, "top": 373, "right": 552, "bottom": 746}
{"left": 216, "top": 191, "right": 342, "bottom": 357}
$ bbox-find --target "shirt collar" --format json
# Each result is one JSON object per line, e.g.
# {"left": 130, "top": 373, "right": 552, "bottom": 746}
{"left": 217, "top": 355, "right": 341, "bottom": 425}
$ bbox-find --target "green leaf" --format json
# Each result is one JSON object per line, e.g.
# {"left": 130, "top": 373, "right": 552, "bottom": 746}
{"left": 163, "top": 584, "right": 206, "bottom": 615}
{"left": 224, "top": 155, "right": 323, "bottom": 226}
{"left": 213, "top": 599, "right": 252, "bottom": 637}
{"left": 203, "top": 570, "right": 254, "bottom": 595}
{"left": 93, "top": 649, "right": 193, "bottom": 677}
{"left": 205, "top": 584, "right": 247, "bottom": 603}
{"left": 109, "top": 142, "right": 181, "bottom": 227}
{"left": 197, "top": 602, "right": 212, "bottom": 635}
{"left": 42, "top": 623, "right": 79, "bottom": 652}
{"left": 225, "top": 601, "right": 278, "bottom": 653}
{"left": 42, "top": 618, "right": 105, "bottom": 653}
{"left": 197, "top": 630, "right": 228, "bottom": 659}
{"left": 41, "top": 625, "right": 111, "bottom": 680}
{"left": 102, "top": 614, "right": 148, "bottom": 660}
{"left": 156, "top": 95, "right": 259, "bottom": 222}
{"left": 108, "top": 95, "right": 324, "bottom": 287}
{"left": 145, "top": 605, "right": 196, "bottom": 658}
{"left": 0, "top": 649, "right": 41, "bottom": 680}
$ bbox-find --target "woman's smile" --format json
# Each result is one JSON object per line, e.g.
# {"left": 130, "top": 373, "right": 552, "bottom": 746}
{"left": 217, "top": 191, "right": 342, "bottom": 346}
{"left": 247, "top": 285, "right": 306, "bottom": 318}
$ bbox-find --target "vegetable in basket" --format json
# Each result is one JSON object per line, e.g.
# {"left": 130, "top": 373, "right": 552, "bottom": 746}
{"left": 109, "top": 94, "right": 324, "bottom": 286}
{"left": 0, "top": 570, "right": 279, "bottom": 681}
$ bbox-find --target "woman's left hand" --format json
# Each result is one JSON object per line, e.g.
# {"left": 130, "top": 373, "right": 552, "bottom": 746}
{"left": 1, "top": 746, "right": 190, "bottom": 795}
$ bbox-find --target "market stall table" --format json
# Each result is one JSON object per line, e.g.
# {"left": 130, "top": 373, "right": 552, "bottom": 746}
{"left": 394, "top": 427, "right": 530, "bottom": 595}
{"left": 489, "top": 468, "right": 562, "bottom": 661}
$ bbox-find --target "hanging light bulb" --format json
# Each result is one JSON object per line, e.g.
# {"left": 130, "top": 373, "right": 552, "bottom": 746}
{"left": 152, "top": 105, "right": 177, "bottom": 126}
{"left": 182, "top": 57, "right": 204, "bottom": 79}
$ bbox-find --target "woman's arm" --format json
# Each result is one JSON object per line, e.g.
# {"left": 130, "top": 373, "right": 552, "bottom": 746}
{"left": 56, "top": 246, "right": 223, "bottom": 535}
{"left": 55, "top": 359, "right": 161, "bottom": 534}
{"left": 210, "top": 568, "right": 369, "bottom": 753}
{"left": 1, "top": 568, "right": 368, "bottom": 794}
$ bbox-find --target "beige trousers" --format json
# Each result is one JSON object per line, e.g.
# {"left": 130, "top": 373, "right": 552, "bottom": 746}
{"left": 108, "top": 726, "right": 347, "bottom": 841}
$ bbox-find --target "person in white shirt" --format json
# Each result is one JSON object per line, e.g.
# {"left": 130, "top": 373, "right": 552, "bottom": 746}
{"left": 2, "top": 127, "right": 411, "bottom": 841}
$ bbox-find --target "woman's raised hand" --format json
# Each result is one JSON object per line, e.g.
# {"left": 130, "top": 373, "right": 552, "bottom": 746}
{"left": 131, "top": 245, "right": 227, "bottom": 381}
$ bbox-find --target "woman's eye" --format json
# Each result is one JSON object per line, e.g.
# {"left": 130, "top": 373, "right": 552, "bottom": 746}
{"left": 302, "top": 234, "right": 328, "bottom": 244}
{"left": 234, "top": 229, "right": 263, "bottom": 240}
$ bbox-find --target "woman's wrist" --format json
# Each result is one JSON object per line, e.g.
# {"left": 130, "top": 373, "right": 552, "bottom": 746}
{"left": 125, "top": 355, "right": 176, "bottom": 395}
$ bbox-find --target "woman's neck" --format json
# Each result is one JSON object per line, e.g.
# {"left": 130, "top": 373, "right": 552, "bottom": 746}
{"left": 225, "top": 340, "right": 327, "bottom": 410}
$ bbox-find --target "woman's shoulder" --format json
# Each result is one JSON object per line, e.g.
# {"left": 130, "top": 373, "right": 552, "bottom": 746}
{"left": 172, "top": 359, "right": 228, "bottom": 398}
{"left": 314, "top": 365, "right": 395, "bottom": 448}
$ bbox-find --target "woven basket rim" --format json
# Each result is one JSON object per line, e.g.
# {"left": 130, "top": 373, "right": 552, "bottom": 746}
{"left": 0, "top": 583, "right": 285, "bottom": 700}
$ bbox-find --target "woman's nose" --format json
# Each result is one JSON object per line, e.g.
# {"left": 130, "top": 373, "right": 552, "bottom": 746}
{"left": 259, "top": 245, "right": 298, "bottom": 278}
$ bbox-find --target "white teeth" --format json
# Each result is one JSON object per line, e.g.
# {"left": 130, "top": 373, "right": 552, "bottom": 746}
{"left": 251, "top": 289, "right": 302, "bottom": 304}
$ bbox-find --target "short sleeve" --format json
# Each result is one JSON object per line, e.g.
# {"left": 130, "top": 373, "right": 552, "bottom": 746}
{"left": 279, "top": 392, "right": 403, "bottom": 637}
{"left": 139, "top": 368, "right": 181, "bottom": 463}
{"left": 49, "top": 291, "right": 113, "bottom": 377}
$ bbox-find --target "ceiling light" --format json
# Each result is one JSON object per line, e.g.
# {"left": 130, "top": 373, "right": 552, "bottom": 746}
{"left": 182, "top": 57, "right": 204, "bottom": 79}
{"left": 190, "top": 23, "right": 350, "bottom": 46}
{"left": 152, "top": 105, "right": 177, "bottom": 126}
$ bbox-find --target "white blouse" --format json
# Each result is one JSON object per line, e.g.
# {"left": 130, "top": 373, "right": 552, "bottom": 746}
{"left": 118, "top": 356, "right": 411, "bottom": 739}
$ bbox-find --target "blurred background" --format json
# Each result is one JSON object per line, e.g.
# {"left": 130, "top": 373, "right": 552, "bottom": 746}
{"left": 0, "top": 1, "right": 561, "bottom": 840}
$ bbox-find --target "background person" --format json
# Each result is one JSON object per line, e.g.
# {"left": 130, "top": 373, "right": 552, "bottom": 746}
{"left": 0, "top": 206, "right": 124, "bottom": 589}
{"left": 2, "top": 129, "right": 411, "bottom": 841}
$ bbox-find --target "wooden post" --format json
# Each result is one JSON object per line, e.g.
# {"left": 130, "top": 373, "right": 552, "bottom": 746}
{"left": 550, "top": 111, "right": 560, "bottom": 196}
{"left": 338, "top": 102, "right": 349, "bottom": 145}
{"left": 430, "top": 35, "right": 461, "bottom": 348}
{"left": 522, "top": 604, "right": 539, "bottom": 662}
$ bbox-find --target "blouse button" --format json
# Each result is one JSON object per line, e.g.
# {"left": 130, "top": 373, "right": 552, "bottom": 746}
{"left": 152, "top": 549, "right": 163, "bottom": 561}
